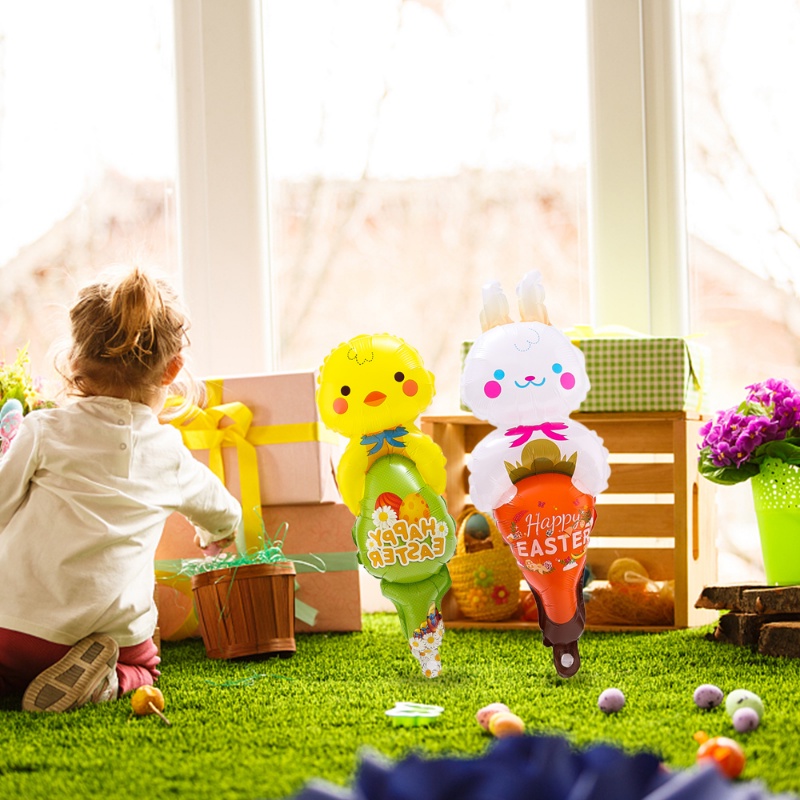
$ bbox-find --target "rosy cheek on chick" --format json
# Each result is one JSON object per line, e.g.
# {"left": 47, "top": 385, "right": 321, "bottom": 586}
{"left": 403, "top": 380, "right": 418, "bottom": 397}
{"left": 333, "top": 397, "right": 348, "bottom": 415}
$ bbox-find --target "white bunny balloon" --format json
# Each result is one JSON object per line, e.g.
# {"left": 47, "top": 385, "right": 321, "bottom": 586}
{"left": 461, "top": 271, "right": 610, "bottom": 678}
{"left": 462, "top": 273, "right": 610, "bottom": 512}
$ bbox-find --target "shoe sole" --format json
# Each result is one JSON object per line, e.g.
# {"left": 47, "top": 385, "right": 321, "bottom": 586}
{"left": 22, "top": 635, "right": 119, "bottom": 713}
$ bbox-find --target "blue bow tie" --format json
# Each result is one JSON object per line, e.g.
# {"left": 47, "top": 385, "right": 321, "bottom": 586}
{"left": 361, "top": 426, "right": 409, "bottom": 455}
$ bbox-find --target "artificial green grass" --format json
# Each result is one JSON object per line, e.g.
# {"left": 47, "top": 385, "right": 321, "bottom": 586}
{"left": 1, "top": 614, "right": 799, "bottom": 799}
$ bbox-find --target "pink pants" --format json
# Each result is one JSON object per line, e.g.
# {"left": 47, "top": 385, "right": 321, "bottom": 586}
{"left": 0, "top": 628, "right": 161, "bottom": 697}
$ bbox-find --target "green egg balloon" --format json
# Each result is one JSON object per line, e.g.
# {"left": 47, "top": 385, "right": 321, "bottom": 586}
{"left": 352, "top": 454, "right": 456, "bottom": 584}
{"left": 725, "top": 689, "right": 764, "bottom": 721}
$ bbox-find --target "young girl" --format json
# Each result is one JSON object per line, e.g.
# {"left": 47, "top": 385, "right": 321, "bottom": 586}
{"left": 0, "top": 266, "right": 242, "bottom": 712}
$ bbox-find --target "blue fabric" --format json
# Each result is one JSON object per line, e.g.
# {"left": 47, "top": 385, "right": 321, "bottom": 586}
{"left": 292, "top": 735, "right": 794, "bottom": 800}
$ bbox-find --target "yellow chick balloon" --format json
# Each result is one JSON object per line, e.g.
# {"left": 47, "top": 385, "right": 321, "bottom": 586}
{"left": 317, "top": 334, "right": 456, "bottom": 678}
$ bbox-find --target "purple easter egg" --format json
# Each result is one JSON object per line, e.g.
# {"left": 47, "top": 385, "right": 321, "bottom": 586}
{"left": 693, "top": 683, "right": 724, "bottom": 710}
{"left": 598, "top": 688, "right": 625, "bottom": 714}
{"left": 732, "top": 706, "right": 760, "bottom": 732}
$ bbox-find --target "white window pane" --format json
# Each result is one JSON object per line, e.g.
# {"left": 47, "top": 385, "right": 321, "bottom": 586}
{"left": 683, "top": 0, "right": 800, "bottom": 581}
{"left": 264, "top": 0, "right": 590, "bottom": 410}
{"left": 0, "top": 1, "right": 177, "bottom": 378}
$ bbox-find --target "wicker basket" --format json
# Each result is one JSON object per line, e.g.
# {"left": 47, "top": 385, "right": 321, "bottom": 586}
{"left": 449, "top": 506, "right": 521, "bottom": 621}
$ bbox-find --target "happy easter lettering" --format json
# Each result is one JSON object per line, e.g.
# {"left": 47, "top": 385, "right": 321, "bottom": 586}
{"left": 366, "top": 517, "right": 446, "bottom": 569}
{"left": 511, "top": 510, "right": 593, "bottom": 559}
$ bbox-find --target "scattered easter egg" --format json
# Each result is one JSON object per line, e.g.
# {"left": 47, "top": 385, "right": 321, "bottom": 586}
{"left": 476, "top": 702, "right": 510, "bottom": 731}
{"left": 693, "top": 683, "right": 724, "bottom": 710}
{"left": 725, "top": 689, "right": 764, "bottom": 721}
{"left": 488, "top": 711, "right": 525, "bottom": 738}
{"left": 696, "top": 735, "right": 746, "bottom": 779}
{"left": 598, "top": 688, "right": 625, "bottom": 714}
{"left": 732, "top": 706, "right": 760, "bottom": 733}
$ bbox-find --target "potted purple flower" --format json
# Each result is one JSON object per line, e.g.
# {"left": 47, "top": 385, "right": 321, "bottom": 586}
{"left": 698, "top": 378, "right": 800, "bottom": 585}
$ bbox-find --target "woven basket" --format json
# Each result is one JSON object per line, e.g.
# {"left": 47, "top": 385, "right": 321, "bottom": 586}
{"left": 449, "top": 506, "right": 521, "bottom": 621}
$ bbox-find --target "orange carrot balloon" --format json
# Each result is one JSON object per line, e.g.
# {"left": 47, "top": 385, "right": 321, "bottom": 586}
{"left": 494, "top": 473, "right": 594, "bottom": 676}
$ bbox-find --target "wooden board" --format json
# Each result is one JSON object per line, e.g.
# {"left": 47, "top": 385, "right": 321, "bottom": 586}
{"left": 698, "top": 583, "right": 800, "bottom": 658}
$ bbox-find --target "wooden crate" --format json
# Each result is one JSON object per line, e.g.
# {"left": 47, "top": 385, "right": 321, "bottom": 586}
{"left": 421, "top": 411, "right": 719, "bottom": 631}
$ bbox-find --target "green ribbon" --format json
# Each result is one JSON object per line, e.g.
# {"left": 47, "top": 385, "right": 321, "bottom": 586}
{"left": 155, "top": 550, "right": 358, "bottom": 629}
{"left": 284, "top": 552, "right": 359, "bottom": 573}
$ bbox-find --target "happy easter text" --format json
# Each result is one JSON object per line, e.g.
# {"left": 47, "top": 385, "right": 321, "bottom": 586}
{"left": 366, "top": 518, "right": 446, "bottom": 569}
{"left": 511, "top": 511, "right": 592, "bottom": 558}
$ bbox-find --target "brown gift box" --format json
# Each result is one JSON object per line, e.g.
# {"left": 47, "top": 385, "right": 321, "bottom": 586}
{"left": 155, "top": 503, "right": 361, "bottom": 640}
{"left": 171, "top": 371, "right": 342, "bottom": 510}
{"left": 262, "top": 503, "right": 361, "bottom": 634}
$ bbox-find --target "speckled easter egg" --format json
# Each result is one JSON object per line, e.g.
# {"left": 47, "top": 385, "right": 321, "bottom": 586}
{"left": 732, "top": 707, "right": 760, "bottom": 732}
{"left": 598, "top": 688, "right": 625, "bottom": 714}
{"left": 693, "top": 684, "right": 724, "bottom": 710}
{"left": 399, "top": 492, "right": 430, "bottom": 524}
{"left": 725, "top": 689, "right": 764, "bottom": 721}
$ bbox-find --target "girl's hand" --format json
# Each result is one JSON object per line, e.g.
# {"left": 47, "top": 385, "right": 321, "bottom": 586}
{"left": 193, "top": 531, "right": 236, "bottom": 555}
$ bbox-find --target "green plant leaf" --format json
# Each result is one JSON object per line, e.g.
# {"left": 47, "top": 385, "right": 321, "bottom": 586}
{"left": 698, "top": 448, "right": 758, "bottom": 485}
{"left": 754, "top": 439, "right": 800, "bottom": 465}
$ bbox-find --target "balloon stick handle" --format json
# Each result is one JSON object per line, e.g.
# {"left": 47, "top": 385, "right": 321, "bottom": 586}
{"left": 148, "top": 702, "right": 172, "bottom": 726}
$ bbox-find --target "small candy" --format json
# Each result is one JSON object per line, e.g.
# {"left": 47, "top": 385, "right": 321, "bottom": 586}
{"left": 725, "top": 689, "right": 764, "bottom": 721}
{"left": 598, "top": 688, "right": 625, "bottom": 714}
{"left": 488, "top": 711, "right": 525, "bottom": 738}
{"left": 693, "top": 684, "right": 724, "bottom": 710}
{"left": 476, "top": 702, "right": 510, "bottom": 731}
{"left": 131, "top": 685, "right": 171, "bottom": 726}
{"left": 732, "top": 706, "right": 760, "bottom": 733}
{"left": 696, "top": 735, "right": 746, "bottom": 779}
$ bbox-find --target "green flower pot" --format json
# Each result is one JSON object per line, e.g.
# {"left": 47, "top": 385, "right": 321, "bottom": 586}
{"left": 751, "top": 457, "right": 800, "bottom": 586}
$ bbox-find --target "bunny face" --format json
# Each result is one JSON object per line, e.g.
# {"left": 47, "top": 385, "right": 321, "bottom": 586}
{"left": 461, "top": 321, "right": 590, "bottom": 427}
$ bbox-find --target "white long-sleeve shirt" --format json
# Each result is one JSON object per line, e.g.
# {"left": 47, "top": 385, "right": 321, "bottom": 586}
{"left": 0, "top": 396, "right": 242, "bottom": 647}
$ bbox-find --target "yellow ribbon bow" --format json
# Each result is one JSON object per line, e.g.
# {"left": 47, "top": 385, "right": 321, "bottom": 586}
{"left": 169, "top": 380, "right": 263, "bottom": 551}
{"left": 167, "top": 379, "right": 341, "bottom": 551}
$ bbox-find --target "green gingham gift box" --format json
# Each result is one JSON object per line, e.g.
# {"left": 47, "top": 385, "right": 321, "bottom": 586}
{"left": 461, "top": 332, "right": 710, "bottom": 414}
{"left": 573, "top": 335, "right": 709, "bottom": 413}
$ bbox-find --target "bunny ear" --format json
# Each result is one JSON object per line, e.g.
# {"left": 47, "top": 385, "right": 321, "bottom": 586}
{"left": 479, "top": 281, "right": 514, "bottom": 331}
{"left": 516, "top": 270, "right": 551, "bottom": 325}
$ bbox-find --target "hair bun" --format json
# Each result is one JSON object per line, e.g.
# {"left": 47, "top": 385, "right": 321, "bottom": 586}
{"left": 104, "top": 267, "right": 164, "bottom": 361}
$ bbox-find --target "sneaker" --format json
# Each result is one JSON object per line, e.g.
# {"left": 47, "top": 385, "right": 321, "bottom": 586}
{"left": 22, "top": 634, "right": 119, "bottom": 713}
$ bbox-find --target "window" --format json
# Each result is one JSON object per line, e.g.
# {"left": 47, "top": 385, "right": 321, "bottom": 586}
{"left": 683, "top": 0, "right": 800, "bottom": 579}
{"left": 0, "top": 0, "right": 177, "bottom": 378}
{"left": 262, "top": 0, "right": 590, "bottom": 410}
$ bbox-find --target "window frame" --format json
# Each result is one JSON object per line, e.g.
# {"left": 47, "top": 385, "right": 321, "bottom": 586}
{"left": 172, "top": 0, "right": 690, "bottom": 375}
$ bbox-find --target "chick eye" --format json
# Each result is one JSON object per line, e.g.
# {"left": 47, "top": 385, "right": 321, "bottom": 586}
{"left": 341, "top": 386, "right": 351, "bottom": 396}
{"left": 394, "top": 372, "right": 404, "bottom": 382}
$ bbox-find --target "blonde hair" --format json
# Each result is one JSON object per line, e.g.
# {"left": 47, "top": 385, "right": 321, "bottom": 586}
{"left": 60, "top": 266, "right": 197, "bottom": 413}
